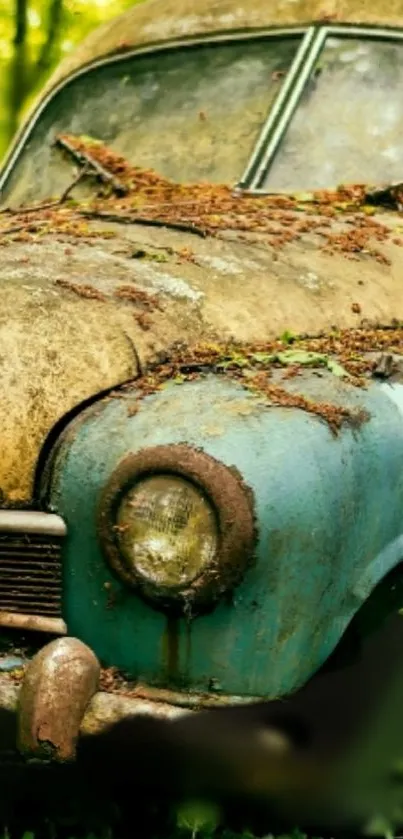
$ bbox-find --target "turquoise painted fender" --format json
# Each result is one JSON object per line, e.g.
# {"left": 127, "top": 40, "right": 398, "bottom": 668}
{"left": 44, "top": 373, "right": 403, "bottom": 699}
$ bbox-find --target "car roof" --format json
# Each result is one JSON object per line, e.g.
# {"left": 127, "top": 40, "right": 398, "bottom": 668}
{"left": 39, "top": 0, "right": 403, "bottom": 95}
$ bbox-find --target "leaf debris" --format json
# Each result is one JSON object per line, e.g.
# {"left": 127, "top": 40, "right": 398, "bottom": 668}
{"left": 1, "top": 134, "right": 403, "bottom": 265}
{"left": 115, "top": 324, "right": 403, "bottom": 433}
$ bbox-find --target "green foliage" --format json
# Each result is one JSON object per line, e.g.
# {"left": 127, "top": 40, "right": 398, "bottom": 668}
{"left": 279, "top": 330, "right": 296, "bottom": 345}
{"left": 0, "top": 831, "right": 310, "bottom": 839}
{"left": 0, "top": 0, "right": 141, "bottom": 160}
{"left": 175, "top": 800, "right": 221, "bottom": 837}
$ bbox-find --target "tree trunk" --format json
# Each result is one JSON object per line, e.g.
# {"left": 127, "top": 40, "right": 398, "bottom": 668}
{"left": 7, "top": 0, "right": 28, "bottom": 144}
{"left": 35, "top": 0, "right": 64, "bottom": 79}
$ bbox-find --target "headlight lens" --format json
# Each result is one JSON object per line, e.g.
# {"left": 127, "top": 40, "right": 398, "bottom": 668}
{"left": 116, "top": 475, "right": 218, "bottom": 590}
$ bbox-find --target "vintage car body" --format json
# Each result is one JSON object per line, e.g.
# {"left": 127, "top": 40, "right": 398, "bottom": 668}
{"left": 1, "top": 0, "right": 403, "bottom": 765}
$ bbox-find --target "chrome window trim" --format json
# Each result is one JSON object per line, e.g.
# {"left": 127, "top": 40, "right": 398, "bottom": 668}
{"left": 0, "top": 25, "right": 307, "bottom": 198}
{"left": 238, "top": 25, "right": 317, "bottom": 188}
{"left": 245, "top": 23, "right": 403, "bottom": 194}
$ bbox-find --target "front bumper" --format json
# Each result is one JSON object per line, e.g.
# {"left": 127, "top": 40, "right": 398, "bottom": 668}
{"left": 1, "top": 637, "right": 191, "bottom": 762}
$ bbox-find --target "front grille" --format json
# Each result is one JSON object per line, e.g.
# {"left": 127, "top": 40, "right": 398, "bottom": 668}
{"left": 0, "top": 511, "right": 66, "bottom": 632}
{"left": 0, "top": 532, "right": 62, "bottom": 617}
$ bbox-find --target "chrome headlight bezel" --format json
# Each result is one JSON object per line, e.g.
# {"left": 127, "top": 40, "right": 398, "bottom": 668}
{"left": 98, "top": 444, "right": 255, "bottom": 614}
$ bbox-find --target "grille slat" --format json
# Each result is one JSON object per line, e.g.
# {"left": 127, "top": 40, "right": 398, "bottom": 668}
{"left": 0, "top": 604, "right": 61, "bottom": 616}
{"left": 0, "top": 530, "right": 63, "bottom": 620}
{"left": 0, "top": 546, "right": 61, "bottom": 555}
{"left": 0, "top": 570, "right": 61, "bottom": 580}
{"left": 0, "top": 601, "right": 62, "bottom": 615}
{"left": 1, "top": 580, "right": 60, "bottom": 600}
{"left": 0, "top": 567, "right": 61, "bottom": 578}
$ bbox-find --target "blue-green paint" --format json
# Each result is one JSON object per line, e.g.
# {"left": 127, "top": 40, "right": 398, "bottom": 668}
{"left": 46, "top": 374, "right": 403, "bottom": 699}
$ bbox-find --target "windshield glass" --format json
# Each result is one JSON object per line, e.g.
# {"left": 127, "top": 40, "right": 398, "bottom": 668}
{"left": 263, "top": 36, "right": 403, "bottom": 192}
{"left": 3, "top": 35, "right": 302, "bottom": 205}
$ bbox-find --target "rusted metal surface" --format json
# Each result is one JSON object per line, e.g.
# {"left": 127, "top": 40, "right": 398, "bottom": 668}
{"left": 98, "top": 444, "right": 255, "bottom": 614}
{"left": 0, "top": 671, "right": 190, "bottom": 735}
{"left": 18, "top": 638, "right": 100, "bottom": 761}
{"left": 81, "top": 689, "right": 188, "bottom": 733}
{"left": 0, "top": 667, "right": 189, "bottom": 752}
{"left": 99, "top": 678, "right": 263, "bottom": 708}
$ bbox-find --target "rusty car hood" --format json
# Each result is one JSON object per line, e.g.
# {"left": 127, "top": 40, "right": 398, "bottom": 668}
{"left": 2, "top": 150, "right": 403, "bottom": 504}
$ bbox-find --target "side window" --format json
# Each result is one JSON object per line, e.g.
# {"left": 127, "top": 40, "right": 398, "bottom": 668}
{"left": 262, "top": 36, "right": 403, "bottom": 192}
{"left": 3, "top": 35, "right": 302, "bottom": 205}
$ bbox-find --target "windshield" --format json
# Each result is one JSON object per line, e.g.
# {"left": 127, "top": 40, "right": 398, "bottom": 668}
{"left": 263, "top": 35, "right": 403, "bottom": 192}
{"left": 3, "top": 35, "right": 302, "bottom": 205}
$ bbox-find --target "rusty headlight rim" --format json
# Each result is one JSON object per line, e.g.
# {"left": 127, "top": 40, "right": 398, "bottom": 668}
{"left": 98, "top": 444, "right": 255, "bottom": 614}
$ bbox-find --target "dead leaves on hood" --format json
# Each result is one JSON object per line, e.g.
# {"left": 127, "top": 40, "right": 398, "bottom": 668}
{"left": 1, "top": 133, "right": 403, "bottom": 267}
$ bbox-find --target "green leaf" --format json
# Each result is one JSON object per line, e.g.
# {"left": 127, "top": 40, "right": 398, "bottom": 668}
{"left": 280, "top": 330, "right": 296, "bottom": 344}
{"left": 216, "top": 354, "right": 250, "bottom": 370}
{"left": 363, "top": 814, "right": 395, "bottom": 839}
{"left": 274, "top": 349, "right": 349, "bottom": 378}
{"left": 292, "top": 191, "right": 315, "bottom": 203}
{"left": 326, "top": 358, "right": 349, "bottom": 378}
{"left": 361, "top": 204, "right": 377, "bottom": 216}
{"left": 78, "top": 134, "right": 102, "bottom": 145}
{"left": 276, "top": 350, "right": 326, "bottom": 367}
{"left": 250, "top": 352, "right": 275, "bottom": 364}
{"left": 176, "top": 800, "right": 220, "bottom": 837}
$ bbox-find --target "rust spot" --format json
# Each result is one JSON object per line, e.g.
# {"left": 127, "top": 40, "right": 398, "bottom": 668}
{"left": 97, "top": 667, "right": 260, "bottom": 708}
{"left": 184, "top": 619, "right": 192, "bottom": 676}
{"left": 163, "top": 615, "right": 180, "bottom": 681}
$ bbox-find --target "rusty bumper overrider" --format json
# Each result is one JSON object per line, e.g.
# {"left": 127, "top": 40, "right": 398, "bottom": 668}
{"left": 15, "top": 637, "right": 189, "bottom": 762}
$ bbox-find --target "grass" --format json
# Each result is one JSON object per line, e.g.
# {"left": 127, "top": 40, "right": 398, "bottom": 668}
{"left": 0, "top": 826, "right": 312, "bottom": 839}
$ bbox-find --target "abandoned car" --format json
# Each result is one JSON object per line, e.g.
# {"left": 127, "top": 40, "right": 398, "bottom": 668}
{"left": 1, "top": 0, "right": 403, "bottom": 797}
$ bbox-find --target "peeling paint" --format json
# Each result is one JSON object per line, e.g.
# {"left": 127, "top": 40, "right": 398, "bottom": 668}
{"left": 135, "top": 265, "right": 204, "bottom": 302}
{"left": 297, "top": 271, "right": 322, "bottom": 291}
{"left": 197, "top": 255, "right": 242, "bottom": 275}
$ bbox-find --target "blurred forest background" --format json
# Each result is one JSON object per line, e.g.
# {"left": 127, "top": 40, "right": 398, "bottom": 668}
{"left": 0, "top": 0, "right": 141, "bottom": 161}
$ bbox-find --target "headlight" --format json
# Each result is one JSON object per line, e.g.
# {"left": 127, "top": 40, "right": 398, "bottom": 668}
{"left": 98, "top": 445, "right": 255, "bottom": 614}
{"left": 117, "top": 475, "right": 218, "bottom": 589}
